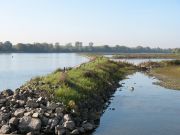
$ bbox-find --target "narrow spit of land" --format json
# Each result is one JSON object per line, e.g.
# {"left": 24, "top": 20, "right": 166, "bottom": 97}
{"left": 139, "top": 60, "right": 180, "bottom": 90}
{"left": 0, "top": 57, "right": 136, "bottom": 135}
{"left": 112, "top": 53, "right": 180, "bottom": 59}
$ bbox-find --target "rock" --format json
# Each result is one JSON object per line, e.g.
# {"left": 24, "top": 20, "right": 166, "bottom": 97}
{"left": 1, "top": 106, "right": 6, "bottom": 111}
{"left": 41, "top": 116, "right": 49, "bottom": 126}
{"left": 14, "top": 108, "right": 25, "bottom": 117}
{"left": 26, "top": 132, "right": 34, "bottom": 135}
{"left": 26, "top": 100, "right": 39, "bottom": 108}
{"left": 0, "top": 125, "right": 10, "bottom": 134}
{"left": 24, "top": 112, "right": 32, "bottom": 116}
{"left": 18, "top": 116, "right": 41, "bottom": 133}
{"left": 63, "top": 121, "right": 75, "bottom": 130}
{"left": 63, "top": 114, "right": 72, "bottom": 121}
{"left": 55, "top": 125, "right": 66, "bottom": 135}
{"left": 55, "top": 112, "right": 63, "bottom": 118}
{"left": 82, "top": 122, "right": 94, "bottom": 131}
{"left": 56, "top": 107, "right": 65, "bottom": 114}
{"left": 47, "top": 102, "right": 59, "bottom": 110}
{"left": 9, "top": 117, "right": 18, "bottom": 125}
{"left": 1, "top": 89, "right": 14, "bottom": 96}
{"left": 44, "top": 112, "right": 50, "bottom": 117}
{"left": 78, "top": 127, "right": 85, "bottom": 133}
{"left": 32, "top": 113, "right": 39, "bottom": 118}
{"left": 0, "top": 112, "right": 11, "bottom": 121}
{"left": 50, "top": 117, "right": 59, "bottom": 129}
{"left": 36, "top": 97, "right": 43, "bottom": 103}
{"left": 71, "top": 129, "right": 79, "bottom": 134}
{"left": 17, "top": 100, "right": 25, "bottom": 107}
{"left": 0, "top": 98, "right": 7, "bottom": 104}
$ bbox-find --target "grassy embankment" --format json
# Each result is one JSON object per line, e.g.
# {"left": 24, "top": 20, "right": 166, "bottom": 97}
{"left": 112, "top": 53, "right": 180, "bottom": 59}
{"left": 21, "top": 57, "right": 135, "bottom": 119}
{"left": 146, "top": 60, "right": 180, "bottom": 90}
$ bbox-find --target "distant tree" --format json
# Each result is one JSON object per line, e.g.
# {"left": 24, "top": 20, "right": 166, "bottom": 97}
{"left": 75, "top": 41, "right": 83, "bottom": 51}
{"left": 1, "top": 41, "right": 12, "bottom": 51}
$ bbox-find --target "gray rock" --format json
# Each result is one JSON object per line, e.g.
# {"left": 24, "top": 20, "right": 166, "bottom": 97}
{"left": 55, "top": 112, "right": 63, "bottom": 118}
{"left": 1, "top": 89, "right": 14, "bottom": 96}
{"left": 26, "top": 132, "right": 34, "bottom": 135}
{"left": 0, "top": 98, "right": 7, "bottom": 104}
{"left": 9, "top": 117, "right": 19, "bottom": 125}
{"left": 14, "top": 108, "right": 25, "bottom": 117}
{"left": 24, "top": 112, "right": 32, "bottom": 116}
{"left": 17, "top": 100, "right": 25, "bottom": 107}
{"left": 0, "top": 125, "right": 10, "bottom": 134}
{"left": 41, "top": 116, "right": 49, "bottom": 126}
{"left": 0, "top": 112, "right": 11, "bottom": 121}
{"left": 32, "top": 113, "right": 39, "bottom": 118}
{"left": 63, "top": 114, "right": 72, "bottom": 121}
{"left": 18, "top": 116, "right": 41, "bottom": 133}
{"left": 71, "top": 129, "right": 79, "bottom": 135}
{"left": 63, "top": 121, "right": 75, "bottom": 130}
{"left": 50, "top": 117, "right": 59, "bottom": 129}
{"left": 55, "top": 125, "right": 66, "bottom": 135}
{"left": 78, "top": 127, "right": 85, "bottom": 133}
{"left": 26, "top": 100, "right": 39, "bottom": 108}
{"left": 36, "top": 97, "right": 43, "bottom": 103}
{"left": 82, "top": 122, "right": 94, "bottom": 131}
{"left": 44, "top": 112, "right": 50, "bottom": 117}
{"left": 47, "top": 102, "right": 59, "bottom": 110}
{"left": 1, "top": 106, "right": 6, "bottom": 111}
{"left": 56, "top": 107, "right": 65, "bottom": 113}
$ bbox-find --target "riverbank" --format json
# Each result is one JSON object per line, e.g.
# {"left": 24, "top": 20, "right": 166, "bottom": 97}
{"left": 139, "top": 60, "right": 180, "bottom": 90}
{"left": 0, "top": 57, "right": 136, "bottom": 134}
{"left": 112, "top": 53, "right": 180, "bottom": 60}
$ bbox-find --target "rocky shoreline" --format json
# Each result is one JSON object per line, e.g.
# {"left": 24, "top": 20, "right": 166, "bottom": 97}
{"left": 0, "top": 89, "right": 95, "bottom": 135}
{"left": 0, "top": 58, "right": 135, "bottom": 135}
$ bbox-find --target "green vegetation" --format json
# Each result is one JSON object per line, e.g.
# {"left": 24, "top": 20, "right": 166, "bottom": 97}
{"left": 149, "top": 60, "right": 180, "bottom": 90}
{"left": 22, "top": 57, "right": 135, "bottom": 108}
{"left": 112, "top": 53, "right": 180, "bottom": 59}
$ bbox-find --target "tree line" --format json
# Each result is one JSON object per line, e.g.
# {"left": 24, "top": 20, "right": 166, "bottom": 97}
{"left": 172, "top": 48, "right": 180, "bottom": 54}
{"left": 0, "top": 41, "right": 174, "bottom": 53}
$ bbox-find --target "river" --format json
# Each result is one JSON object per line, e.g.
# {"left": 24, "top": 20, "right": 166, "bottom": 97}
{"left": 93, "top": 72, "right": 180, "bottom": 135}
{"left": 0, "top": 53, "right": 88, "bottom": 90}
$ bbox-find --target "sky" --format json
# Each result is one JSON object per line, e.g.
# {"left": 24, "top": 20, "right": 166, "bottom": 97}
{"left": 0, "top": 0, "right": 179, "bottom": 48}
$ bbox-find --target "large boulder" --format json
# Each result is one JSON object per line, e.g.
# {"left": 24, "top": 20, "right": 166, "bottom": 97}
{"left": 18, "top": 116, "right": 41, "bottom": 133}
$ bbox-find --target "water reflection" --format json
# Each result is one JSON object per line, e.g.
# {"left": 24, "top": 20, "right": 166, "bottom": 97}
{"left": 93, "top": 72, "right": 180, "bottom": 135}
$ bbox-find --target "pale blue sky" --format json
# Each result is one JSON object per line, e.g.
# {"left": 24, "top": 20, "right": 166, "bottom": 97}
{"left": 0, "top": 0, "right": 179, "bottom": 48}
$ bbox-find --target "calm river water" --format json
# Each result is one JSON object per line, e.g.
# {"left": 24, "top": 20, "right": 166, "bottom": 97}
{"left": 93, "top": 72, "right": 180, "bottom": 135}
{"left": 0, "top": 53, "right": 88, "bottom": 90}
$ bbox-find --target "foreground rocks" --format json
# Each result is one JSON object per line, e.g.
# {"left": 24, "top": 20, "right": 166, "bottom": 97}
{"left": 0, "top": 89, "right": 95, "bottom": 135}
